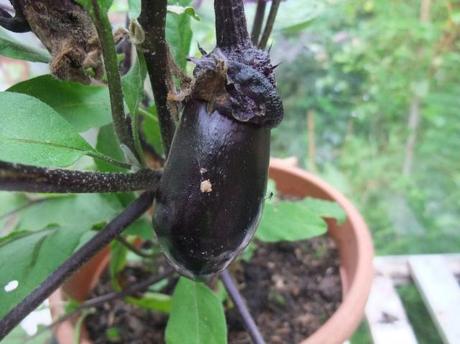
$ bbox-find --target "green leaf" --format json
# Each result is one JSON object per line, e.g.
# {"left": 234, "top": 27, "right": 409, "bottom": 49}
{"left": 8, "top": 75, "right": 112, "bottom": 132}
{"left": 95, "top": 125, "right": 137, "bottom": 205}
{"left": 124, "top": 218, "right": 153, "bottom": 240}
{"left": 13, "top": 194, "right": 122, "bottom": 231}
{"left": 0, "top": 225, "right": 91, "bottom": 318}
{"left": 0, "top": 92, "right": 95, "bottom": 167}
{"left": 96, "top": 124, "right": 125, "bottom": 172}
{"left": 106, "top": 327, "right": 121, "bottom": 342}
{"left": 167, "top": 5, "right": 200, "bottom": 20}
{"left": 2, "top": 324, "right": 52, "bottom": 344}
{"left": 141, "top": 107, "right": 164, "bottom": 156}
{"left": 299, "top": 198, "right": 347, "bottom": 224}
{"left": 127, "top": 292, "right": 172, "bottom": 313}
{"left": 76, "top": 0, "right": 113, "bottom": 13}
{"left": 281, "top": 19, "right": 315, "bottom": 35}
{"left": 109, "top": 240, "right": 127, "bottom": 290}
{"left": 128, "top": 0, "right": 141, "bottom": 19}
{"left": 122, "top": 53, "right": 147, "bottom": 116}
{"left": 166, "top": 278, "right": 227, "bottom": 344}
{"left": 166, "top": 4, "right": 194, "bottom": 70}
{"left": 0, "top": 28, "right": 50, "bottom": 63}
{"left": 0, "top": 192, "right": 28, "bottom": 230}
{"left": 256, "top": 199, "right": 330, "bottom": 243}
{"left": 0, "top": 193, "right": 127, "bottom": 317}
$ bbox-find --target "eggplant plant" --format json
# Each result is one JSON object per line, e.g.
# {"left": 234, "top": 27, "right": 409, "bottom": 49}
{"left": 0, "top": 0, "right": 344, "bottom": 343}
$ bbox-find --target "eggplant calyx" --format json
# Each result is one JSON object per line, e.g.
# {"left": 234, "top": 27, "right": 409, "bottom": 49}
{"left": 189, "top": 48, "right": 283, "bottom": 128}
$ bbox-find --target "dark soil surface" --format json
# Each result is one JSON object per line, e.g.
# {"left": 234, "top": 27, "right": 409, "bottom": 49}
{"left": 85, "top": 237, "right": 341, "bottom": 344}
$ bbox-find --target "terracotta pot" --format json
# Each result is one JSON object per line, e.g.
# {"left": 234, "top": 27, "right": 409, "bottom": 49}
{"left": 51, "top": 160, "right": 374, "bottom": 344}
{"left": 269, "top": 159, "right": 374, "bottom": 344}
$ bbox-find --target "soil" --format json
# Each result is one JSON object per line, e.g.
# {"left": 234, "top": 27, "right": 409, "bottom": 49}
{"left": 85, "top": 236, "right": 341, "bottom": 344}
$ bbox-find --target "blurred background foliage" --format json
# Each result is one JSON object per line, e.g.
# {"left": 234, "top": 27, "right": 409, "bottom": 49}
{"left": 258, "top": 0, "right": 459, "bottom": 255}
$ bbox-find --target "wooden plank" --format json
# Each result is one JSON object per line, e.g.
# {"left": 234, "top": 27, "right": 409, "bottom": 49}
{"left": 365, "top": 275, "right": 418, "bottom": 344}
{"left": 375, "top": 254, "right": 460, "bottom": 285}
{"left": 409, "top": 256, "right": 460, "bottom": 344}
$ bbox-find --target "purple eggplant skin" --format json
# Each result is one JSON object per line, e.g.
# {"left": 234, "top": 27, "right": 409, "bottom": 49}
{"left": 153, "top": 100, "right": 270, "bottom": 279}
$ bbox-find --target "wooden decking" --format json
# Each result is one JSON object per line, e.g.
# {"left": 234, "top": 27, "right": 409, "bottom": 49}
{"left": 365, "top": 254, "right": 460, "bottom": 344}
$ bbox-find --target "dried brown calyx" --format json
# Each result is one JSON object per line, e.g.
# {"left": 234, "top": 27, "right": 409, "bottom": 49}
{"left": 16, "top": 0, "right": 103, "bottom": 83}
{"left": 188, "top": 0, "right": 283, "bottom": 128}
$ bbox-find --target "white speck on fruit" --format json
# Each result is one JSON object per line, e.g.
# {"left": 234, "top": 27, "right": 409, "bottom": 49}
{"left": 200, "top": 179, "right": 212, "bottom": 193}
{"left": 4, "top": 280, "right": 19, "bottom": 293}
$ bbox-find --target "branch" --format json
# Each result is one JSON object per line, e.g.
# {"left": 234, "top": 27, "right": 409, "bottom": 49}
{"left": 0, "top": 6, "right": 30, "bottom": 32}
{"left": 251, "top": 0, "right": 266, "bottom": 45}
{"left": 0, "top": 161, "right": 161, "bottom": 193}
{"left": 0, "top": 192, "right": 154, "bottom": 340}
{"left": 214, "top": 0, "right": 252, "bottom": 49}
{"left": 37, "top": 268, "right": 174, "bottom": 337}
{"left": 221, "top": 270, "right": 266, "bottom": 344}
{"left": 116, "top": 236, "right": 157, "bottom": 258}
{"left": 139, "top": 0, "right": 176, "bottom": 156}
{"left": 258, "top": 0, "right": 281, "bottom": 50}
{"left": 90, "top": 0, "right": 137, "bottom": 158}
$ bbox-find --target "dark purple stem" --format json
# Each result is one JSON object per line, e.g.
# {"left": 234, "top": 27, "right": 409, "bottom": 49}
{"left": 221, "top": 270, "right": 266, "bottom": 344}
{"left": 139, "top": 0, "right": 176, "bottom": 156}
{"left": 0, "top": 3, "right": 30, "bottom": 32}
{"left": 0, "top": 161, "right": 161, "bottom": 193}
{"left": 258, "top": 0, "right": 281, "bottom": 49}
{"left": 251, "top": 0, "right": 266, "bottom": 45}
{"left": 0, "top": 192, "right": 154, "bottom": 340}
{"left": 214, "top": 0, "right": 252, "bottom": 49}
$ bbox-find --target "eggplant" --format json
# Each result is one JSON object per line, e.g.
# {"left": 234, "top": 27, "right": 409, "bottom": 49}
{"left": 153, "top": 100, "right": 270, "bottom": 278}
{"left": 152, "top": 0, "right": 283, "bottom": 278}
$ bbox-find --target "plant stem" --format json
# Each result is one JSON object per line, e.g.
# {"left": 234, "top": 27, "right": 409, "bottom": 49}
{"left": 251, "top": 0, "right": 266, "bottom": 45}
{"left": 116, "top": 236, "right": 157, "bottom": 258}
{"left": 37, "top": 268, "right": 174, "bottom": 337}
{"left": 139, "top": 0, "right": 176, "bottom": 156}
{"left": 90, "top": 0, "right": 137, "bottom": 158}
{"left": 0, "top": 192, "right": 154, "bottom": 340}
{"left": 214, "top": 0, "right": 252, "bottom": 49}
{"left": 221, "top": 270, "right": 266, "bottom": 344}
{"left": 0, "top": 161, "right": 161, "bottom": 193}
{"left": 258, "top": 0, "right": 281, "bottom": 50}
{"left": 0, "top": 6, "right": 29, "bottom": 32}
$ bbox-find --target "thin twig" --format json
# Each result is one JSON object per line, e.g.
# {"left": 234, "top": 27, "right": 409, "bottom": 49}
{"left": 258, "top": 0, "right": 281, "bottom": 50}
{"left": 139, "top": 0, "right": 176, "bottom": 156}
{"left": 90, "top": 0, "right": 137, "bottom": 158}
{"left": 116, "top": 236, "right": 157, "bottom": 258}
{"left": 221, "top": 270, "right": 266, "bottom": 344}
{"left": 251, "top": 0, "right": 267, "bottom": 45}
{"left": 34, "top": 268, "right": 174, "bottom": 338}
{"left": 0, "top": 161, "right": 161, "bottom": 193}
{"left": 0, "top": 192, "right": 155, "bottom": 340}
{"left": 0, "top": 5, "right": 30, "bottom": 32}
